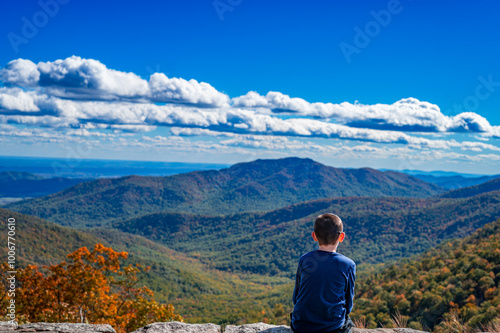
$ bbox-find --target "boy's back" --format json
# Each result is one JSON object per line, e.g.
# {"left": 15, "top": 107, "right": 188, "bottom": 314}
{"left": 291, "top": 214, "right": 356, "bottom": 333}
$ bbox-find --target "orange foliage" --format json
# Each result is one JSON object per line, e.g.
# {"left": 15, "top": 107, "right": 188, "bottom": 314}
{"left": 1, "top": 244, "right": 182, "bottom": 333}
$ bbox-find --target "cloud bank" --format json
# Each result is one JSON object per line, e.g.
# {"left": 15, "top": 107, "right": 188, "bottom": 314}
{"left": 0, "top": 56, "right": 499, "bottom": 165}
{"left": 233, "top": 91, "right": 500, "bottom": 136}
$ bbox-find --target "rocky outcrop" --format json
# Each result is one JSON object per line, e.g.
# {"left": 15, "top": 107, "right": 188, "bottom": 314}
{"left": 224, "top": 323, "right": 290, "bottom": 333}
{"left": 0, "top": 321, "right": 18, "bottom": 332}
{"left": 0, "top": 323, "right": 115, "bottom": 333}
{"left": 352, "top": 329, "right": 428, "bottom": 333}
{"left": 222, "top": 326, "right": 430, "bottom": 333}
{"left": 0, "top": 322, "right": 432, "bottom": 333}
{"left": 131, "top": 322, "right": 220, "bottom": 333}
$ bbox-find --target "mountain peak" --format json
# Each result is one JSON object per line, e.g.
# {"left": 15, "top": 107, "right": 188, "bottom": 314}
{"left": 229, "top": 157, "right": 318, "bottom": 169}
{"left": 8, "top": 156, "right": 443, "bottom": 227}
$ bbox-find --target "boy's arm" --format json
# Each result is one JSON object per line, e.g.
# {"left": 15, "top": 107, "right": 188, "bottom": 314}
{"left": 292, "top": 259, "right": 301, "bottom": 305}
{"left": 345, "top": 263, "right": 356, "bottom": 316}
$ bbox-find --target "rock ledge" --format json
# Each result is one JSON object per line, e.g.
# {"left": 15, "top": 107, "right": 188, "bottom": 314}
{"left": 0, "top": 323, "right": 115, "bottom": 333}
{"left": 0, "top": 322, "right": 432, "bottom": 333}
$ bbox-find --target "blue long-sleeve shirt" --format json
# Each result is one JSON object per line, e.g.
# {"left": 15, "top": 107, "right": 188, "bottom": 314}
{"left": 292, "top": 250, "right": 356, "bottom": 333}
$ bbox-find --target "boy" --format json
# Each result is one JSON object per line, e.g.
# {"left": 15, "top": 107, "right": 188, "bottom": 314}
{"left": 291, "top": 213, "right": 356, "bottom": 333}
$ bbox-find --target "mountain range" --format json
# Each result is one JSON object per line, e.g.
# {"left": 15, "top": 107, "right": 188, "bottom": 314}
{"left": 3, "top": 157, "right": 500, "bottom": 327}
{"left": 7, "top": 157, "right": 444, "bottom": 227}
{"left": 411, "top": 173, "right": 500, "bottom": 190}
{"left": 6, "top": 157, "right": 500, "bottom": 278}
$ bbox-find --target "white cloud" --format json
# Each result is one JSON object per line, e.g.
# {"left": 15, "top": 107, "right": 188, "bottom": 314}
{"left": 0, "top": 56, "right": 229, "bottom": 107}
{"left": 109, "top": 124, "right": 157, "bottom": 133}
{"left": 0, "top": 88, "right": 40, "bottom": 112}
{"left": 232, "top": 92, "right": 500, "bottom": 137}
{"left": 37, "top": 56, "right": 149, "bottom": 99}
{"left": 231, "top": 91, "right": 270, "bottom": 108}
{"left": 0, "top": 114, "right": 79, "bottom": 128}
{"left": 170, "top": 127, "right": 234, "bottom": 137}
{"left": 0, "top": 59, "right": 40, "bottom": 86}
{"left": 148, "top": 73, "right": 229, "bottom": 106}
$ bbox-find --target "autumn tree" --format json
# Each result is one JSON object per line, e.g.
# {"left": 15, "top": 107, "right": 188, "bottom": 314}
{"left": 1, "top": 244, "right": 182, "bottom": 333}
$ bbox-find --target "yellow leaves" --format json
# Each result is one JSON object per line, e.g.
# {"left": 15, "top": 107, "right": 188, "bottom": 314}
{"left": 485, "top": 287, "right": 497, "bottom": 300}
{"left": 395, "top": 294, "right": 407, "bottom": 304}
{"left": 465, "top": 295, "right": 477, "bottom": 308}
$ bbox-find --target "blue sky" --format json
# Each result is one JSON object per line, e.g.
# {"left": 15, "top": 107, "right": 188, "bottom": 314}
{"left": 0, "top": 0, "right": 499, "bottom": 173}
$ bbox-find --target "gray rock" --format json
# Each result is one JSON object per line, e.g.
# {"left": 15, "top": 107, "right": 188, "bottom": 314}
{"left": 353, "top": 329, "right": 429, "bottom": 333}
{"left": 0, "top": 322, "right": 432, "bottom": 333}
{"left": 223, "top": 325, "right": 430, "bottom": 333}
{"left": 393, "top": 329, "right": 430, "bottom": 333}
{"left": 224, "top": 323, "right": 291, "bottom": 333}
{"left": 18, "top": 323, "right": 115, "bottom": 333}
{"left": 131, "top": 322, "right": 220, "bottom": 333}
{"left": 0, "top": 321, "right": 18, "bottom": 331}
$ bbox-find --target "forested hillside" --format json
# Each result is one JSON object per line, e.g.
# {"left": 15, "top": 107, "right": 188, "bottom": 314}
{"left": 0, "top": 208, "right": 269, "bottom": 297}
{"left": 7, "top": 158, "right": 443, "bottom": 227}
{"left": 113, "top": 190, "right": 500, "bottom": 277}
{"left": 6, "top": 206, "right": 499, "bottom": 327}
{"left": 0, "top": 208, "right": 291, "bottom": 324}
{"left": 352, "top": 219, "right": 500, "bottom": 332}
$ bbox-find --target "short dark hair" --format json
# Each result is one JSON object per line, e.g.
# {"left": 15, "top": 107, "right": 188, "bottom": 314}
{"left": 314, "top": 213, "right": 343, "bottom": 245}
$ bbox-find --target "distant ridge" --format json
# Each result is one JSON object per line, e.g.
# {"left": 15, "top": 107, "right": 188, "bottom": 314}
{"left": 0, "top": 171, "right": 90, "bottom": 198}
{"left": 7, "top": 157, "right": 443, "bottom": 227}
{"left": 438, "top": 176, "right": 500, "bottom": 198}
{"left": 412, "top": 174, "right": 500, "bottom": 189}
{"left": 0, "top": 171, "right": 43, "bottom": 181}
{"left": 0, "top": 155, "right": 229, "bottom": 179}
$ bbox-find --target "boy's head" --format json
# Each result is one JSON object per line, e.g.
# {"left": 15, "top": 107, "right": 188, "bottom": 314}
{"left": 313, "top": 213, "right": 344, "bottom": 245}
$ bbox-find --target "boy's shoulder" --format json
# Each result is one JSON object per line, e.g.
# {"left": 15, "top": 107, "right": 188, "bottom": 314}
{"left": 300, "top": 250, "right": 356, "bottom": 268}
{"left": 337, "top": 252, "right": 356, "bottom": 267}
